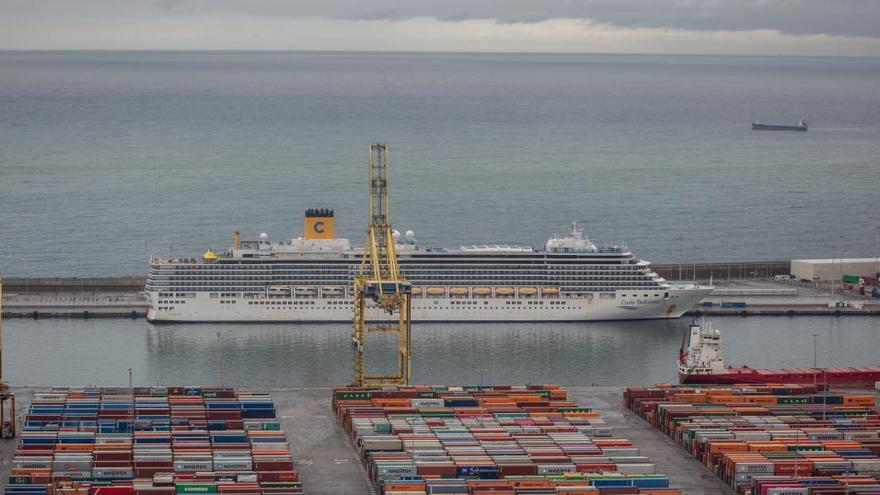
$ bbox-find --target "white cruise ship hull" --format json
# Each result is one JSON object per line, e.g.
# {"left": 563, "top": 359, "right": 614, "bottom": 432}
{"left": 146, "top": 286, "right": 710, "bottom": 323}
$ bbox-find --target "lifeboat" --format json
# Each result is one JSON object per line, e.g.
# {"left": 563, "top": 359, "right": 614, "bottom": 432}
{"left": 449, "top": 287, "right": 469, "bottom": 297}
{"left": 411, "top": 287, "right": 423, "bottom": 296}
{"left": 495, "top": 287, "right": 515, "bottom": 297}
{"left": 472, "top": 287, "right": 492, "bottom": 297}
{"left": 541, "top": 287, "right": 559, "bottom": 297}
{"left": 267, "top": 285, "right": 292, "bottom": 296}
{"left": 426, "top": 287, "right": 446, "bottom": 297}
{"left": 201, "top": 250, "right": 219, "bottom": 261}
{"left": 322, "top": 285, "right": 345, "bottom": 297}
{"left": 518, "top": 287, "right": 538, "bottom": 296}
{"left": 295, "top": 286, "right": 318, "bottom": 297}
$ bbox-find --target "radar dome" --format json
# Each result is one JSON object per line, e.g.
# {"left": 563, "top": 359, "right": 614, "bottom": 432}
{"left": 405, "top": 230, "right": 415, "bottom": 239}
{"left": 259, "top": 232, "right": 268, "bottom": 241}
{"left": 392, "top": 230, "right": 401, "bottom": 239}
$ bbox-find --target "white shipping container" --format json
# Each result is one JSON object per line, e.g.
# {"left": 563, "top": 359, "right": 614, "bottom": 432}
{"left": 174, "top": 461, "right": 213, "bottom": 472}
{"left": 14, "top": 457, "right": 52, "bottom": 469}
{"left": 735, "top": 462, "right": 774, "bottom": 474}
{"left": 614, "top": 463, "right": 655, "bottom": 475}
{"left": 361, "top": 436, "right": 403, "bottom": 451}
{"left": 376, "top": 465, "right": 416, "bottom": 478}
{"left": 812, "top": 461, "right": 852, "bottom": 471}
{"left": 93, "top": 467, "right": 134, "bottom": 478}
{"left": 536, "top": 464, "right": 576, "bottom": 475}
{"left": 214, "top": 461, "right": 253, "bottom": 471}
{"left": 852, "top": 459, "right": 880, "bottom": 473}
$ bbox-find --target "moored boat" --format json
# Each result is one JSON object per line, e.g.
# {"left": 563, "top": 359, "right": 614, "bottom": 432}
{"left": 146, "top": 209, "right": 712, "bottom": 322}
{"left": 678, "top": 319, "right": 880, "bottom": 386}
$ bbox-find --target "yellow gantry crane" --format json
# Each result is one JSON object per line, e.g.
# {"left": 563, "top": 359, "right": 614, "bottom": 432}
{"left": 0, "top": 277, "right": 17, "bottom": 439}
{"left": 352, "top": 144, "right": 413, "bottom": 387}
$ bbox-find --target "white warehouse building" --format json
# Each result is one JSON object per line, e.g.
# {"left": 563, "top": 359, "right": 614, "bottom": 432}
{"left": 791, "top": 258, "right": 880, "bottom": 282}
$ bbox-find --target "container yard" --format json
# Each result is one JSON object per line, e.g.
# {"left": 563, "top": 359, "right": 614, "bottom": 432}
{"left": 624, "top": 384, "right": 880, "bottom": 494}
{"left": 0, "top": 385, "right": 804, "bottom": 494}
{"left": 2, "top": 387, "right": 303, "bottom": 495}
{"left": 333, "top": 384, "right": 689, "bottom": 494}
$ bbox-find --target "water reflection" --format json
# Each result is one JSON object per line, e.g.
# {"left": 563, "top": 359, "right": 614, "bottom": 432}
{"left": 5, "top": 317, "right": 878, "bottom": 387}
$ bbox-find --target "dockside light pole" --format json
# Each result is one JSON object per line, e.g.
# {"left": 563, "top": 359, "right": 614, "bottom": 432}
{"left": 812, "top": 333, "right": 818, "bottom": 387}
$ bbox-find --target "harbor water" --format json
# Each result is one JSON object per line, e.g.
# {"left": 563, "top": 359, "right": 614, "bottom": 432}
{"left": 5, "top": 316, "right": 878, "bottom": 387}
{"left": 2, "top": 52, "right": 880, "bottom": 277}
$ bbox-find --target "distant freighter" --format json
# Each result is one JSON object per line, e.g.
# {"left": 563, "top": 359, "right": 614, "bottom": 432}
{"left": 752, "top": 119, "right": 808, "bottom": 131}
{"left": 145, "top": 209, "right": 712, "bottom": 322}
{"left": 678, "top": 320, "right": 880, "bottom": 386}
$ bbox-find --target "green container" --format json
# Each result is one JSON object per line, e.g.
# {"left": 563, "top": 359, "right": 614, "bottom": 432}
{"left": 374, "top": 422, "right": 392, "bottom": 433}
{"left": 778, "top": 396, "right": 810, "bottom": 404}
{"left": 842, "top": 274, "right": 861, "bottom": 283}
{"left": 175, "top": 483, "right": 218, "bottom": 494}
{"left": 421, "top": 411, "right": 455, "bottom": 418}
{"left": 202, "top": 391, "right": 217, "bottom": 399}
{"left": 262, "top": 421, "right": 281, "bottom": 431}
{"left": 764, "top": 452, "right": 801, "bottom": 459}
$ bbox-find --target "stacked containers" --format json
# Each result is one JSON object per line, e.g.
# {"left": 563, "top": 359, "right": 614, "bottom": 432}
{"left": 625, "top": 384, "right": 880, "bottom": 494}
{"left": 6, "top": 387, "right": 303, "bottom": 495}
{"left": 333, "top": 384, "right": 684, "bottom": 495}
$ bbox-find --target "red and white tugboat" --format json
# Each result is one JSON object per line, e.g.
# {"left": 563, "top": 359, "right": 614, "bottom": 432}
{"left": 678, "top": 319, "right": 880, "bottom": 386}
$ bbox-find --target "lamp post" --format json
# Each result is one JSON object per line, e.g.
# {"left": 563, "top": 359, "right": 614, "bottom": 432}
{"left": 812, "top": 333, "right": 818, "bottom": 387}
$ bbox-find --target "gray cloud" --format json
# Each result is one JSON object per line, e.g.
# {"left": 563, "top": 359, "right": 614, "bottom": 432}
{"left": 135, "top": 0, "right": 880, "bottom": 38}
{"left": 2, "top": 0, "right": 878, "bottom": 39}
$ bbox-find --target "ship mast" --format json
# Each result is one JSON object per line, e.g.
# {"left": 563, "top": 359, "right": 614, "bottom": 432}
{"left": 351, "top": 144, "right": 413, "bottom": 387}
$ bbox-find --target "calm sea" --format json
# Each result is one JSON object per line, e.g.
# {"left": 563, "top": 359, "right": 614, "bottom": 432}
{"left": 2, "top": 51, "right": 879, "bottom": 277}
{"left": 3, "top": 316, "right": 878, "bottom": 387}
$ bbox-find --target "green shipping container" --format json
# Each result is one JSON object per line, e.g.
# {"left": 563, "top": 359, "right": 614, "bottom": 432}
{"left": 175, "top": 483, "right": 218, "bottom": 494}
{"left": 842, "top": 274, "right": 861, "bottom": 284}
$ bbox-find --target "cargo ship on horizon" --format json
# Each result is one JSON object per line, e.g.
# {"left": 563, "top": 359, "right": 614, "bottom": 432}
{"left": 145, "top": 209, "right": 712, "bottom": 322}
{"left": 752, "top": 118, "right": 808, "bottom": 131}
{"left": 678, "top": 319, "right": 880, "bottom": 386}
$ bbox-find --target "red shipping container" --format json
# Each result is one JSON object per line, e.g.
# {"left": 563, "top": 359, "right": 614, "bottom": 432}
{"left": 90, "top": 487, "right": 134, "bottom": 495}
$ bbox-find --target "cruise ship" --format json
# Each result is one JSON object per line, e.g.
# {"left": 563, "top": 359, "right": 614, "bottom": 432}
{"left": 145, "top": 209, "right": 712, "bottom": 322}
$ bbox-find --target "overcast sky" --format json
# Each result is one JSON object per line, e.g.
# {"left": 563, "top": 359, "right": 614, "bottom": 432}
{"left": 2, "top": 0, "right": 880, "bottom": 56}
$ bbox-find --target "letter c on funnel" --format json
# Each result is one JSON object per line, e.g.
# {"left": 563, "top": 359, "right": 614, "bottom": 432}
{"left": 313, "top": 221, "right": 325, "bottom": 234}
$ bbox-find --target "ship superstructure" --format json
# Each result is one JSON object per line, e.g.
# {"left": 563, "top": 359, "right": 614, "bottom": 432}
{"left": 678, "top": 320, "right": 880, "bottom": 386}
{"left": 145, "top": 210, "right": 712, "bottom": 322}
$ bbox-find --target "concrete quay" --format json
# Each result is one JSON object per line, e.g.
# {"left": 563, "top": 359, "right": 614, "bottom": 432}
{"left": 0, "top": 386, "right": 732, "bottom": 495}
{"left": 690, "top": 279, "right": 880, "bottom": 316}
